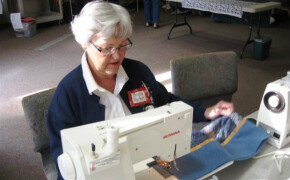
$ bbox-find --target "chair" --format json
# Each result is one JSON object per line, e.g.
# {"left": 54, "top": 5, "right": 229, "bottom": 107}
{"left": 171, "top": 51, "right": 238, "bottom": 131}
{"left": 170, "top": 51, "right": 238, "bottom": 108}
{"left": 22, "top": 88, "right": 57, "bottom": 180}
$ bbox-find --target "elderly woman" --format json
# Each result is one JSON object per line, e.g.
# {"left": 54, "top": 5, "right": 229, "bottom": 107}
{"left": 47, "top": 1, "right": 234, "bottom": 179}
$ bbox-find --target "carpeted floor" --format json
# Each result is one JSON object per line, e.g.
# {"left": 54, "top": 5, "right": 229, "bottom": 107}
{"left": 0, "top": 6, "right": 289, "bottom": 180}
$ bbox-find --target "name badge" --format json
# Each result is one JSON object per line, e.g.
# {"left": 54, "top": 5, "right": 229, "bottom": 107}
{"left": 128, "top": 86, "right": 150, "bottom": 107}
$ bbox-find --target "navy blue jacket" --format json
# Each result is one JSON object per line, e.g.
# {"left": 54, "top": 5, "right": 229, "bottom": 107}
{"left": 47, "top": 58, "right": 207, "bottom": 180}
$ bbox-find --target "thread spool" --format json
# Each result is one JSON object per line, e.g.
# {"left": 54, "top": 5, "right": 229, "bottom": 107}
{"left": 106, "top": 125, "right": 119, "bottom": 155}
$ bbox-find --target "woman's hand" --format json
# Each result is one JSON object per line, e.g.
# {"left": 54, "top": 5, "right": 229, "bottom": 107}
{"left": 204, "top": 100, "right": 234, "bottom": 120}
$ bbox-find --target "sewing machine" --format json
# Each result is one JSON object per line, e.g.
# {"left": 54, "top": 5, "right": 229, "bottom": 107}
{"left": 257, "top": 72, "right": 290, "bottom": 149}
{"left": 57, "top": 101, "right": 193, "bottom": 180}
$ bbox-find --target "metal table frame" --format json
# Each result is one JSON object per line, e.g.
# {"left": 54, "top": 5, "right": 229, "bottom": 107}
{"left": 167, "top": 1, "right": 193, "bottom": 40}
{"left": 167, "top": 1, "right": 281, "bottom": 59}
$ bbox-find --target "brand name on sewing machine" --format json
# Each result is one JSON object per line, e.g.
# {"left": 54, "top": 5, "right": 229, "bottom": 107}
{"left": 163, "top": 130, "right": 180, "bottom": 139}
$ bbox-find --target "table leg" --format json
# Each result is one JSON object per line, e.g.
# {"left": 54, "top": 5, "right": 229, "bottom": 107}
{"left": 240, "top": 14, "right": 254, "bottom": 59}
{"left": 240, "top": 12, "right": 266, "bottom": 59}
{"left": 257, "top": 14, "right": 261, "bottom": 37}
{"left": 167, "top": 2, "right": 193, "bottom": 40}
{"left": 69, "top": 0, "right": 74, "bottom": 20}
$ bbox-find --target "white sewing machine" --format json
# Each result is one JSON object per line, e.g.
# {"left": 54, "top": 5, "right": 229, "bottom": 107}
{"left": 57, "top": 101, "right": 193, "bottom": 180}
{"left": 257, "top": 72, "right": 290, "bottom": 149}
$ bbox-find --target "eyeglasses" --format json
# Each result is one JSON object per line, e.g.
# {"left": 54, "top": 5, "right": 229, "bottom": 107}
{"left": 90, "top": 39, "right": 133, "bottom": 56}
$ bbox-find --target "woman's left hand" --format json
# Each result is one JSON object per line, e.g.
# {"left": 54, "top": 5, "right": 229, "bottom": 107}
{"left": 204, "top": 100, "right": 234, "bottom": 120}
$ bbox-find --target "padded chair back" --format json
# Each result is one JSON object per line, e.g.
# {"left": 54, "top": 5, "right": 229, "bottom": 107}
{"left": 22, "top": 88, "right": 57, "bottom": 180}
{"left": 170, "top": 51, "right": 238, "bottom": 107}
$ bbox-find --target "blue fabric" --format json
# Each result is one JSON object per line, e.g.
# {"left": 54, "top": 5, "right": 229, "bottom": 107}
{"left": 191, "top": 131, "right": 209, "bottom": 148}
{"left": 191, "top": 113, "right": 242, "bottom": 147}
{"left": 224, "top": 120, "right": 269, "bottom": 161}
{"left": 143, "top": 0, "right": 160, "bottom": 23}
{"left": 169, "top": 141, "right": 233, "bottom": 180}
{"left": 201, "top": 112, "right": 242, "bottom": 143}
{"left": 47, "top": 58, "right": 207, "bottom": 180}
{"left": 167, "top": 117, "right": 269, "bottom": 180}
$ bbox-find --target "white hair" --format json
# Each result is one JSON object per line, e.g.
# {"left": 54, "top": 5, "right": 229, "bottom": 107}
{"left": 70, "top": 1, "right": 133, "bottom": 46}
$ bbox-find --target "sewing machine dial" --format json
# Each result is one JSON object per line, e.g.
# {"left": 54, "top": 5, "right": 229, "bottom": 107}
{"left": 263, "top": 91, "right": 285, "bottom": 113}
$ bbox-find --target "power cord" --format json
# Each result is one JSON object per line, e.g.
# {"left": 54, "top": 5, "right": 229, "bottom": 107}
{"left": 253, "top": 147, "right": 290, "bottom": 174}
